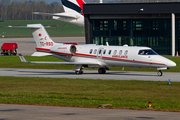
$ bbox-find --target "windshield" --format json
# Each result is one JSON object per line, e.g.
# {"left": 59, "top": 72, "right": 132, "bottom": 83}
{"left": 138, "top": 49, "right": 158, "bottom": 55}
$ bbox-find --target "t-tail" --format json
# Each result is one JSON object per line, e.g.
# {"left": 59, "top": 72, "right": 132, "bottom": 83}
{"left": 26, "top": 24, "right": 56, "bottom": 48}
{"left": 9, "top": 24, "right": 62, "bottom": 56}
{"left": 26, "top": 24, "right": 63, "bottom": 56}
{"left": 62, "top": 0, "right": 86, "bottom": 15}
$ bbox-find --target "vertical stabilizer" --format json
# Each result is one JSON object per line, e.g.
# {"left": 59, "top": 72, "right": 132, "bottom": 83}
{"left": 27, "top": 24, "right": 54, "bottom": 48}
{"left": 62, "top": 0, "right": 85, "bottom": 15}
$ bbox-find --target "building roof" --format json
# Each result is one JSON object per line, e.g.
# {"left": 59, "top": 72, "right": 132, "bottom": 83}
{"left": 83, "top": 2, "right": 180, "bottom": 14}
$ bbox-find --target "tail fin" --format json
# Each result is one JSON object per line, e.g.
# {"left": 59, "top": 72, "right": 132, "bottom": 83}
{"left": 62, "top": 0, "right": 85, "bottom": 15}
{"left": 26, "top": 24, "right": 54, "bottom": 48}
{"left": 8, "top": 24, "right": 55, "bottom": 48}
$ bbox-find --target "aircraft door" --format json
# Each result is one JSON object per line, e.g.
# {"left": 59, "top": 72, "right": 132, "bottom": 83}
{"left": 97, "top": 48, "right": 104, "bottom": 60}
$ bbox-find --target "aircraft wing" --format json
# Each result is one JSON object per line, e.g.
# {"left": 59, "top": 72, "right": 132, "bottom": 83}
{"left": 33, "top": 12, "right": 79, "bottom": 19}
{"left": 17, "top": 50, "right": 98, "bottom": 65}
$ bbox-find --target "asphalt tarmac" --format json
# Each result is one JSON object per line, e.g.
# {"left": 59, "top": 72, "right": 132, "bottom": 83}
{"left": 0, "top": 104, "right": 180, "bottom": 120}
{"left": 0, "top": 68, "right": 179, "bottom": 82}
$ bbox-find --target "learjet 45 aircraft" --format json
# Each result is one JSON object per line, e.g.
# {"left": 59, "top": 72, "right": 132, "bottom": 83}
{"left": 11, "top": 24, "right": 176, "bottom": 76}
{"left": 33, "top": 0, "right": 85, "bottom": 27}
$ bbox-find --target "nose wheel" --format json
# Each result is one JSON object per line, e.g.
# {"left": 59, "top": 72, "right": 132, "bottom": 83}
{"left": 157, "top": 70, "right": 163, "bottom": 76}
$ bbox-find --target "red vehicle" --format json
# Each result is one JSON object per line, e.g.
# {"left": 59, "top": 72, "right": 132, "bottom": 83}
{"left": 1, "top": 43, "right": 18, "bottom": 55}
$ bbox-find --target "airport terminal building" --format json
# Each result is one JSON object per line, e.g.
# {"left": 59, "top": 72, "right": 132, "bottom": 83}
{"left": 83, "top": 1, "right": 180, "bottom": 55}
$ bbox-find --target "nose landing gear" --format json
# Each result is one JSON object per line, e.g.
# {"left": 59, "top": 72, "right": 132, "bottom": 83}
{"left": 157, "top": 70, "right": 163, "bottom": 76}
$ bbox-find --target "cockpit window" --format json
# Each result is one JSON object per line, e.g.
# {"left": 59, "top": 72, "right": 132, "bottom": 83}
{"left": 138, "top": 49, "right": 158, "bottom": 55}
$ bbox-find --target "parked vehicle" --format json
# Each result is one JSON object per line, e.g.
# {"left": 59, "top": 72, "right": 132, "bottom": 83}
{"left": 1, "top": 43, "right": 18, "bottom": 55}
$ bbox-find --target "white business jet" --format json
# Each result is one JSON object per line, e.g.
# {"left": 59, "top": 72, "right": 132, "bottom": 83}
{"left": 33, "top": 0, "right": 85, "bottom": 27}
{"left": 10, "top": 24, "right": 176, "bottom": 76}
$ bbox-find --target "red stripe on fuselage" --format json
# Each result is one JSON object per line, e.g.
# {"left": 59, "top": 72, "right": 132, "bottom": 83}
{"left": 36, "top": 47, "right": 50, "bottom": 52}
{"left": 75, "top": 53, "right": 165, "bottom": 66}
{"left": 47, "top": 50, "right": 165, "bottom": 66}
{"left": 102, "top": 56, "right": 165, "bottom": 65}
{"left": 74, "top": 53, "right": 97, "bottom": 58}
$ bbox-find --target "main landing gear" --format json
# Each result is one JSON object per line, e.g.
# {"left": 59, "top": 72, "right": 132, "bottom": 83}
{"left": 75, "top": 68, "right": 107, "bottom": 75}
{"left": 75, "top": 65, "right": 84, "bottom": 75}
{"left": 75, "top": 70, "right": 83, "bottom": 75}
{"left": 74, "top": 65, "right": 108, "bottom": 75}
{"left": 157, "top": 70, "right": 163, "bottom": 76}
{"left": 98, "top": 68, "right": 106, "bottom": 74}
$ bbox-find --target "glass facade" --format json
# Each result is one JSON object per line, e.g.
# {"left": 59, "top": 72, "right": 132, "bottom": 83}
{"left": 91, "top": 19, "right": 180, "bottom": 54}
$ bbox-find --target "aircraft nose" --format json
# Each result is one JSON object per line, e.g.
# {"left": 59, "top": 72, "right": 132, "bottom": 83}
{"left": 167, "top": 60, "right": 176, "bottom": 67}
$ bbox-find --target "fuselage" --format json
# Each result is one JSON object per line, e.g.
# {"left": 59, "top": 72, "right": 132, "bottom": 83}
{"left": 15, "top": 23, "right": 176, "bottom": 76}
{"left": 48, "top": 44, "right": 176, "bottom": 69}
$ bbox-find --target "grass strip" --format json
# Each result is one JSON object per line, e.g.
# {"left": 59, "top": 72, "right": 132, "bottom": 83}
{"left": 0, "top": 20, "right": 85, "bottom": 36}
{"left": 0, "top": 76, "right": 180, "bottom": 111}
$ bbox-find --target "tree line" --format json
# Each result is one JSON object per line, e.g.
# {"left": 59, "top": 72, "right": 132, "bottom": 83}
{"left": 0, "top": 0, "right": 64, "bottom": 21}
{"left": 1, "top": 0, "right": 179, "bottom": 21}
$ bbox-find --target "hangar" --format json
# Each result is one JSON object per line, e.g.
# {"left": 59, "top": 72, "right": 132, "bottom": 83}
{"left": 83, "top": 1, "right": 180, "bottom": 56}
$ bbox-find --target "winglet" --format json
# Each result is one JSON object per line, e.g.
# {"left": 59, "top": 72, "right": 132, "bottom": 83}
{"left": 16, "top": 49, "right": 28, "bottom": 63}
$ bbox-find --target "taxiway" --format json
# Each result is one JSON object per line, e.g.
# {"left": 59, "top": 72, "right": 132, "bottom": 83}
{"left": 0, "top": 68, "right": 179, "bottom": 82}
{"left": 0, "top": 104, "right": 179, "bottom": 120}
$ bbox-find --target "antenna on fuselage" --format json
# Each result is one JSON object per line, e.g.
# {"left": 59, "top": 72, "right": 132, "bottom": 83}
{"left": 106, "top": 42, "right": 109, "bottom": 46}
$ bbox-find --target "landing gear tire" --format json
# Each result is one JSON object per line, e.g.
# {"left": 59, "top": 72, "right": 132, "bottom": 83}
{"left": 157, "top": 70, "right": 163, "bottom": 76}
{"left": 98, "top": 68, "right": 106, "bottom": 74}
{"left": 75, "top": 70, "right": 83, "bottom": 75}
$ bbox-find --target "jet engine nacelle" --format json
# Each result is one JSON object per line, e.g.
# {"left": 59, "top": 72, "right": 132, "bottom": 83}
{"left": 50, "top": 45, "right": 77, "bottom": 55}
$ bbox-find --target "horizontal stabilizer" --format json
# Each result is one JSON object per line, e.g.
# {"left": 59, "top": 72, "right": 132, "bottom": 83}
{"left": 31, "top": 52, "right": 52, "bottom": 56}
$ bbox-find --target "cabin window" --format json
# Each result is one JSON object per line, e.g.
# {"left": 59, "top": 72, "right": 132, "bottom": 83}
{"left": 94, "top": 49, "right": 97, "bottom": 54}
{"left": 119, "top": 50, "right": 122, "bottom": 55}
{"left": 89, "top": 49, "right": 93, "bottom": 54}
{"left": 138, "top": 49, "right": 158, "bottom": 55}
{"left": 124, "top": 50, "right": 128, "bottom": 55}
{"left": 113, "top": 50, "right": 117, "bottom": 55}
{"left": 103, "top": 50, "right": 106, "bottom": 54}
{"left": 99, "top": 49, "right": 102, "bottom": 54}
{"left": 109, "top": 50, "right": 112, "bottom": 55}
